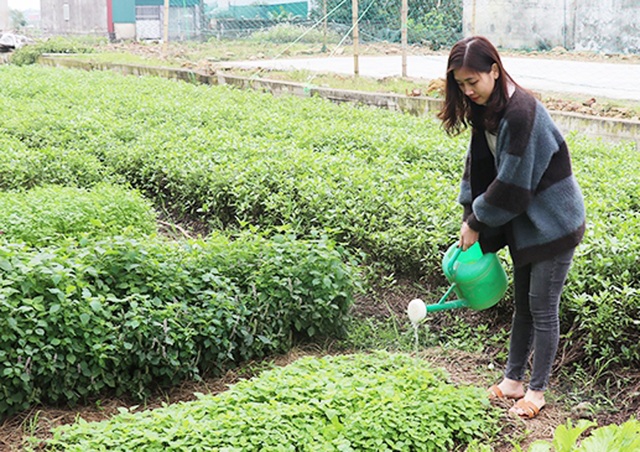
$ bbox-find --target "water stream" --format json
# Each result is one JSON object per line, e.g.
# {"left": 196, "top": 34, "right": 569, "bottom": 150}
{"left": 412, "top": 321, "right": 420, "bottom": 353}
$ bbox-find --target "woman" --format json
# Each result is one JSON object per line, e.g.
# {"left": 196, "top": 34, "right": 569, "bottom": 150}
{"left": 438, "top": 36, "right": 585, "bottom": 419}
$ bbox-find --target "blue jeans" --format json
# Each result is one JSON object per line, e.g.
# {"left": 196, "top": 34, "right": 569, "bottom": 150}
{"left": 504, "top": 248, "right": 575, "bottom": 392}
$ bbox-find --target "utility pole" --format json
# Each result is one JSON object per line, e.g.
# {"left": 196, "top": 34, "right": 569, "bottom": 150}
{"left": 322, "top": 0, "right": 327, "bottom": 52}
{"left": 401, "top": 0, "right": 407, "bottom": 77}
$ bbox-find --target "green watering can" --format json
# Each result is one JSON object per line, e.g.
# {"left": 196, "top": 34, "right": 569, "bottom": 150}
{"left": 407, "top": 242, "right": 508, "bottom": 324}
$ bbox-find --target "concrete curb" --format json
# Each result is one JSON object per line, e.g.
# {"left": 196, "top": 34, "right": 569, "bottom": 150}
{"left": 38, "top": 55, "right": 640, "bottom": 150}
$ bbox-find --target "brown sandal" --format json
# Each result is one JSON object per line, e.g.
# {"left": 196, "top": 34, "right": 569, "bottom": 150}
{"left": 510, "top": 399, "right": 544, "bottom": 419}
{"left": 487, "top": 385, "right": 505, "bottom": 400}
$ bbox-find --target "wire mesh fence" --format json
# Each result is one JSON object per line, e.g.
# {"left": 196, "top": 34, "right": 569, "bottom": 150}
{"left": 156, "top": 0, "right": 462, "bottom": 50}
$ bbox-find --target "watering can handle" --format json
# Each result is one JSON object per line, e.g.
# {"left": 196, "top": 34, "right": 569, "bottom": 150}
{"left": 447, "top": 246, "right": 463, "bottom": 276}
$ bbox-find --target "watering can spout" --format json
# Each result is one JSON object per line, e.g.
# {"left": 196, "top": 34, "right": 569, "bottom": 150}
{"left": 425, "top": 299, "right": 468, "bottom": 313}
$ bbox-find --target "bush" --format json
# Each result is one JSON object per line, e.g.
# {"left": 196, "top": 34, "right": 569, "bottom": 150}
{"left": 248, "top": 23, "right": 341, "bottom": 44}
{"left": 310, "top": 0, "right": 462, "bottom": 47}
{"left": 0, "top": 137, "right": 107, "bottom": 190}
{"left": 9, "top": 37, "right": 94, "bottom": 66}
{"left": 0, "top": 232, "right": 359, "bottom": 418}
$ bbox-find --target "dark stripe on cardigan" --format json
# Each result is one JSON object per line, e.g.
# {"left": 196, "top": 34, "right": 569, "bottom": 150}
{"left": 536, "top": 141, "right": 573, "bottom": 194}
{"left": 484, "top": 179, "right": 533, "bottom": 213}
{"left": 504, "top": 90, "right": 536, "bottom": 157}
{"left": 509, "top": 221, "right": 586, "bottom": 267}
{"left": 462, "top": 151, "right": 471, "bottom": 181}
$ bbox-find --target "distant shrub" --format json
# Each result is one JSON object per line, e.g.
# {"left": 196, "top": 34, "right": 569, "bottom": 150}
{"left": 248, "top": 23, "right": 340, "bottom": 44}
{"left": 9, "top": 37, "right": 94, "bottom": 66}
{"left": 0, "top": 183, "right": 157, "bottom": 245}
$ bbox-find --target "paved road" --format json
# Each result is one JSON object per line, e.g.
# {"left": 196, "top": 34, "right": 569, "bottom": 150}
{"left": 225, "top": 55, "right": 640, "bottom": 102}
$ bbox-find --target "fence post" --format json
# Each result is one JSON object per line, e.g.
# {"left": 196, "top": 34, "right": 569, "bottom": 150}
{"left": 352, "top": 0, "right": 359, "bottom": 76}
{"left": 322, "top": 0, "right": 328, "bottom": 52}
{"left": 401, "top": 0, "right": 408, "bottom": 76}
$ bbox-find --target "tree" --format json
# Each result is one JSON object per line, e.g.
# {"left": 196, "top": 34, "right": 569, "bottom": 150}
{"left": 309, "top": 0, "right": 462, "bottom": 49}
{"left": 10, "top": 9, "right": 27, "bottom": 29}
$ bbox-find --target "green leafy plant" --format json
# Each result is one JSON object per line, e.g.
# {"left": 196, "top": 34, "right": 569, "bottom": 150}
{"left": 0, "top": 232, "right": 359, "bottom": 418}
{"left": 526, "top": 417, "right": 640, "bottom": 452}
{"left": 0, "top": 183, "right": 157, "bottom": 245}
{"left": 9, "top": 37, "right": 95, "bottom": 66}
{"left": 46, "top": 351, "right": 501, "bottom": 450}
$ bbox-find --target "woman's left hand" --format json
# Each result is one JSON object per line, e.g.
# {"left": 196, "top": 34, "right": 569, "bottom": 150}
{"left": 459, "top": 222, "right": 479, "bottom": 250}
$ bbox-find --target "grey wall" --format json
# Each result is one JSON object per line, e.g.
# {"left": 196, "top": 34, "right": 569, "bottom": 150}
{"left": 0, "top": 0, "right": 9, "bottom": 31}
{"left": 574, "top": 0, "right": 640, "bottom": 53}
{"left": 463, "top": 0, "right": 639, "bottom": 54}
{"left": 41, "top": 0, "right": 107, "bottom": 35}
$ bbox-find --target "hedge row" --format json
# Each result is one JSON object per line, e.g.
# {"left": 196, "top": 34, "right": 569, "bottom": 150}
{"left": 561, "top": 138, "right": 640, "bottom": 371}
{"left": 0, "top": 183, "right": 157, "bottom": 245}
{"left": 9, "top": 37, "right": 95, "bottom": 66}
{"left": 0, "top": 64, "right": 464, "bottom": 276}
{"left": 0, "top": 233, "right": 358, "bottom": 418}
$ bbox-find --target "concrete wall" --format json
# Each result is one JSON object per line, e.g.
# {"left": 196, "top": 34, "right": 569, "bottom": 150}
{"left": 463, "top": 0, "right": 639, "bottom": 54}
{"left": 41, "top": 0, "right": 107, "bottom": 35}
{"left": 114, "top": 23, "right": 136, "bottom": 40}
{"left": 462, "top": 0, "right": 571, "bottom": 50}
{"left": 574, "top": 0, "right": 640, "bottom": 53}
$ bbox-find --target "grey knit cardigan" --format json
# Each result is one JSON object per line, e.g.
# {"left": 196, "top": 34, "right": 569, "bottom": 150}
{"left": 459, "top": 87, "right": 586, "bottom": 267}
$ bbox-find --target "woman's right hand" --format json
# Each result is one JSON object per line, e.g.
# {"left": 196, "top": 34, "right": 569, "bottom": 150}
{"left": 459, "top": 222, "right": 479, "bottom": 251}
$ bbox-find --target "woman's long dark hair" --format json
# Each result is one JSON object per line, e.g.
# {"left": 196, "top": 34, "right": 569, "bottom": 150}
{"left": 438, "top": 36, "right": 517, "bottom": 135}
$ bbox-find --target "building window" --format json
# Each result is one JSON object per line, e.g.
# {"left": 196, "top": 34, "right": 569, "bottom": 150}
{"left": 136, "top": 6, "right": 162, "bottom": 20}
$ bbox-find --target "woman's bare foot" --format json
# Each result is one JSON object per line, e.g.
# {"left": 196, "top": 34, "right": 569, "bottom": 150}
{"left": 488, "top": 378, "right": 525, "bottom": 400}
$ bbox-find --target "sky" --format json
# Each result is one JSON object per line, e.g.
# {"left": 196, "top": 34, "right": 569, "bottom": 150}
{"left": 8, "top": 0, "right": 40, "bottom": 11}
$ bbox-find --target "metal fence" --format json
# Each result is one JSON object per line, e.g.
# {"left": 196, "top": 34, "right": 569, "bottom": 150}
{"left": 160, "top": 0, "right": 463, "bottom": 50}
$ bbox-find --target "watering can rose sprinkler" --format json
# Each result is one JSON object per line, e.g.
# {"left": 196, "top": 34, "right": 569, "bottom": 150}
{"left": 407, "top": 242, "right": 508, "bottom": 325}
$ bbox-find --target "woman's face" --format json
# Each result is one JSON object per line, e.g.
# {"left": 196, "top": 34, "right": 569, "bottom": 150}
{"left": 453, "top": 64, "right": 499, "bottom": 105}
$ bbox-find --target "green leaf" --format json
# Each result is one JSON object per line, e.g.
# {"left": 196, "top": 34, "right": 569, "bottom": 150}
{"left": 89, "top": 300, "right": 102, "bottom": 312}
{"left": 552, "top": 419, "right": 597, "bottom": 452}
{"left": 527, "top": 440, "right": 552, "bottom": 452}
{"left": 0, "top": 258, "right": 12, "bottom": 271}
